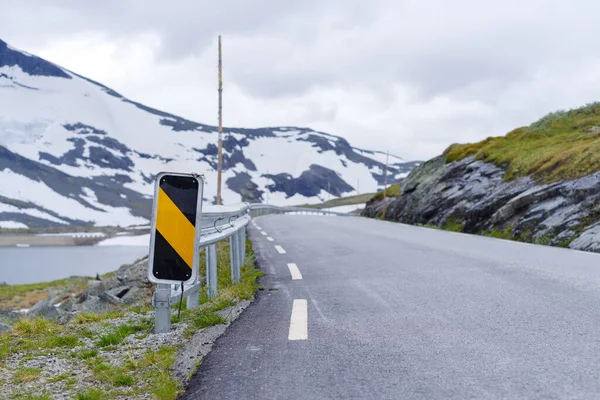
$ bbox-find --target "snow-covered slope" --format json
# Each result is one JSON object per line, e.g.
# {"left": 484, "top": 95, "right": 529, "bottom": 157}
{"left": 0, "top": 39, "right": 419, "bottom": 227}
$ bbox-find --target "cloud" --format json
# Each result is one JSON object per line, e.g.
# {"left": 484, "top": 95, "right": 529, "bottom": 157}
{"left": 2, "top": 0, "right": 600, "bottom": 160}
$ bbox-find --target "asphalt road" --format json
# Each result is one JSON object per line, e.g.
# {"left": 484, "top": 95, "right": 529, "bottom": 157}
{"left": 184, "top": 215, "right": 600, "bottom": 399}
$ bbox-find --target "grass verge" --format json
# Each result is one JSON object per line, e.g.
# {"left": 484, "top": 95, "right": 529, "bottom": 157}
{"left": 0, "top": 237, "right": 262, "bottom": 400}
{"left": 297, "top": 192, "right": 374, "bottom": 209}
{"left": 0, "top": 277, "right": 89, "bottom": 311}
{"left": 443, "top": 102, "right": 600, "bottom": 182}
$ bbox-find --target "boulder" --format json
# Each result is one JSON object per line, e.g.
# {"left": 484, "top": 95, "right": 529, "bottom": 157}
{"left": 27, "top": 300, "right": 60, "bottom": 321}
{"left": 120, "top": 286, "right": 151, "bottom": 305}
{"left": 69, "top": 293, "right": 122, "bottom": 314}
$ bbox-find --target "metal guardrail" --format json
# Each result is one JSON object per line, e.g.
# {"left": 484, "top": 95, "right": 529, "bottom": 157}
{"left": 152, "top": 203, "right": 347, "bottom": 333}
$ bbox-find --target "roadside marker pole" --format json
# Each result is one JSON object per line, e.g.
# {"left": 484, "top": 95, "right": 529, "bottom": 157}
{"left": 154, "top": 283, "right": 172, "bottom": 334}
{"left": 149, "top": 173, "right": 203, "bottom": 334}
{"left": 185, "top": 272, "right": 200, "bottom": 310}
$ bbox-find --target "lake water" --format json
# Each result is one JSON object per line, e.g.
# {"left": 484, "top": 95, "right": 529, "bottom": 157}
{"left": 0, "top": 246, "right": 148, "bottom": 284}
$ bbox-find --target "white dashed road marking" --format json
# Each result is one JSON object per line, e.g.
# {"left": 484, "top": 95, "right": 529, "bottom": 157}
{"left": 267, "top": 237, "right": 274, "bottom": 242}
{"left": 261, "top": 231, "right": 268, "bottom": 236}
{"left": 275, "top": 245, "right": 287, "bottom": 254}
{"left": 287, "top": 263, "right": 303, "bottom": 280}
{"left": 256, "top": 226, "right": 262, "bottom": 230}
{"left": 288, "top": 299, "right": 308, "bottom": 340}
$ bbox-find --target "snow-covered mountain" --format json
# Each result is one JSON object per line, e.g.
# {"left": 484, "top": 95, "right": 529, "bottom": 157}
{"left": 0, "top": 38, "right": 419, "bottom": 228}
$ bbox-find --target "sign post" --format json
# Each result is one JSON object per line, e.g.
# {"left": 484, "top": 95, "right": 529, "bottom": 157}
{"left": 148, "top": 172, "right": 203, "bottom": 333}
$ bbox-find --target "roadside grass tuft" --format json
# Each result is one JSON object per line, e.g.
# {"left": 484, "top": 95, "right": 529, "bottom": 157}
{"left": 76, "top": 348, "right": 98, "bottom": 360}
{"left": 96, "top": 321, "right": 150, "bottom": 347}
{"left": 44, "top": 334, "right": 79, "bottom": 348}
{"left": 0, "top": 336, "right": 10, "bottom": 362}
{"left": 442, "top": 218, "right": 464, "bottom": 232}
{"left": 207, "top": 297, "right": 236, "bottom": 312}
{"left": 113, "top": 373, "right": 135, "bottom": 387}
{"left": 47, "top": 372, "right": 72, "bottom": 383}
{"left": 14, "top": 317, "right": 62, "bottom": 336}
{"left": 149, "top": 372, "right": 182, "bottom": 400}
{"left": 16, "top": 392, "right": 52, "bottom": 400}
{"left": 72, "top": 313, "right": 102, "bottom": 324}
{"left": 13, "top": 367, "right": 43, "bottom": 383}
{"left": 483, "top": 226, "right": 514, "bottom": 240}
{"left": 76, "top": 388, "right": 108, "bottom": 400}
{"left": 91, "top": 359, "right": 136, "bottom": 387}
{"left": 190, "top": 312, "right": 226, "bottom": 330}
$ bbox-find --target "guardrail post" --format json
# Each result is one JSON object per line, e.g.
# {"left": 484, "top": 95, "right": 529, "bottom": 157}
{"left": 230, "top": 231, "right": 240, "bottom": 283}
{"left": 240, "top": 226, "right": 246, "bottom": 265}
{"left": 153, "top": 283, "right": 171, "bottom": 334}
{"left": 186, "top": 276, "right": 199, "bottom": 310}
{"left": 207, "top": 244, "right": 218, "bottom": 298}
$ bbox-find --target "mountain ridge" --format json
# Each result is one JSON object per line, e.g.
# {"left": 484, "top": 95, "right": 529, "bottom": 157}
{"left": 0, "top": 38, "right": 419, "bottom": 228}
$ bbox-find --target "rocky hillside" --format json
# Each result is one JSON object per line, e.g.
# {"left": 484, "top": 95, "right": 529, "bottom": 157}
{"left": 363, "top": 103, "right": 600, "bottom": 252}
{"left": 0, "top": 38, "right": 418, "bottom": 228}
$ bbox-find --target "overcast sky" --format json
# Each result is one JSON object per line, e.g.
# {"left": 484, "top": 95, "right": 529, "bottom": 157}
{"left": 2, "top": 0, "right": 600, "bottom": 161}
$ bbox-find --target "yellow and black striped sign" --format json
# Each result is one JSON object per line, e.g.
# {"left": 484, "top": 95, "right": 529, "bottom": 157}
{"left": 149, "top": 174, "right": 201, "bottom": 282}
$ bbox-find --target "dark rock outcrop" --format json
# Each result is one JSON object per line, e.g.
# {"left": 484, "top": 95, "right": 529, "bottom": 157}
{"left": 60, "top": 256, "right": 151, "bottom": 314}
{"left": 0, "top": 39, "right": 71, "bottom": 79}
{"left": 363, "top": 155, "right": 600, "bottom": 251}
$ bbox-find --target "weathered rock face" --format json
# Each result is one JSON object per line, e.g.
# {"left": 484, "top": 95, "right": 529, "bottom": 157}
{"left": 363, "top": 155, "right": 600, "bottom": 251}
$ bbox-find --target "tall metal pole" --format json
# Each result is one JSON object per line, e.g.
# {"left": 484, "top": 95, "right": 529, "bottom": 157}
{"left": 216, "top": 35, "right": 224, "bottom": 205}
{"left": 381, "top": 150, "right": 389, "bottom": 220}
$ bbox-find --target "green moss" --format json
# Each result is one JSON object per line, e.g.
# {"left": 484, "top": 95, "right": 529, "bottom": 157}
{"left": 443, "top": 102, "right": 600, "bottom": 182}
{"left": 484, "top": 226, "right": 514, "bottom": 240}
{"left": 371, "top": 183, "right": 401, "bottom": 202}
{"left": 442, "top": 218, "right": 464, "bottom": 232}
{"left": 533, "top": 233, "right": 554, "bottom": 245}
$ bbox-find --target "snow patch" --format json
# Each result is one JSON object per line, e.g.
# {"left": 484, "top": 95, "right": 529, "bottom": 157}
{"left": 0, "top": 220, "right": 28, "bottom": 229}
{"left": 97, "top": 233, "right": 150, "bottom": 247}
